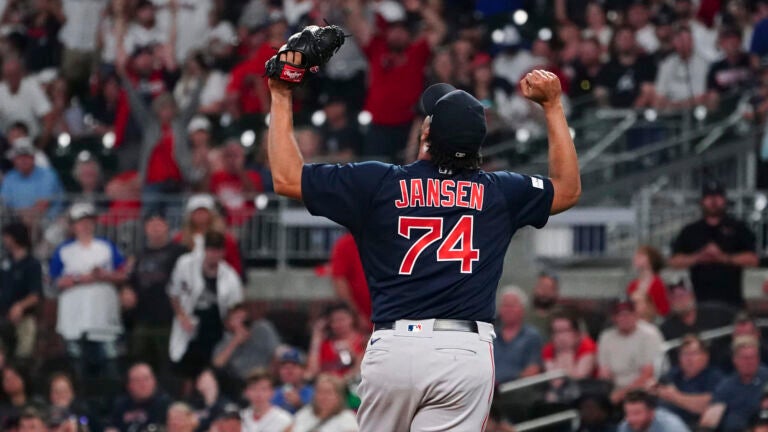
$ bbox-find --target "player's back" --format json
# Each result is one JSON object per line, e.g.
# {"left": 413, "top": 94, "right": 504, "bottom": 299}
{"left": 301, "top": 159, "right": 554, "bottom": 323}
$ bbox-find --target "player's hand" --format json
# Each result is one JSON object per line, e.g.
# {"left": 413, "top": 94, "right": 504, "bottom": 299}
{"left": 268, "top": 51, "right": 304, "bottom": 98}
{"left": 521, "top": 70, "right": 562, "bottom": 108}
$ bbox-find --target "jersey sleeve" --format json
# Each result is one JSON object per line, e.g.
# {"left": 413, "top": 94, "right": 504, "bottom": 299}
{"left": 301, "top": 162, "right": 392, "bottom": 233}
{"left": 493, "top": 171, "right": 554, "bottom": 229}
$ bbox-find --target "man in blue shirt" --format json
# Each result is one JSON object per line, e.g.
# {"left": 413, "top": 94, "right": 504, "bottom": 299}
{"left": 700, "top": 335, "right": 768, "bottom": 432}
{"left": 656, "top": 334, "right": 723, "bottom": 426}
{"left": 494, "top": 286, "right": 544, "bottom": 383}
{"left": 267, "top": 48, "right": 581, "bottom": 431}
{"left": 619, "top": 389, "right": 690, "bottom": 432}
{"left": 272, "top": 348, "right": 314, "bottom": 414}
{"left": 0, "top": 140, "right": 63, "bottom": 220}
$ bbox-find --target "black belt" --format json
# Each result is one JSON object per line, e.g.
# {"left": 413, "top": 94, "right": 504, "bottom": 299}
{"left": 374, "top": 319, "right": 479, "bottom": 333}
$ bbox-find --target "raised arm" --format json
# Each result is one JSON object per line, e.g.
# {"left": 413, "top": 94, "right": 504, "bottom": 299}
{"left": 343, "top": 0, "right": 372, "bottom": 48}
{"left": 267, "top": 53, "right": 305, "bottom": 200}
{"left": 521, "top": 70, "right": 581, "bottom": 214}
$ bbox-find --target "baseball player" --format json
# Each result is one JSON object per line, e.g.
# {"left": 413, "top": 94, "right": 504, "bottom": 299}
{"left": 265, "top": 26, "right": 580, "bottom": 432}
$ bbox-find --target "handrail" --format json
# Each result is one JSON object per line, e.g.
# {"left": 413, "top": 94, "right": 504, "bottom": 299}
{"left": 498, "top": 369, "right": 566, "bottom": 394}
{"left": 578, "top": 112, "right": 638, "bottom": 170}
{"left": 514, "top": 409, "right": 580, "bottom": 432}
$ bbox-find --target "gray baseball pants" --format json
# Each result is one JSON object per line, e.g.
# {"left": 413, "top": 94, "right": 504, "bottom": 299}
{"left": 357, "top": 319, "right": 496, "bottom": 431}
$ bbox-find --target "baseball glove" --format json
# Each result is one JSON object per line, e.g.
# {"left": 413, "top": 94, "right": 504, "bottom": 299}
{"left": 265, "top": 25, "right": 346, "bottom": 85}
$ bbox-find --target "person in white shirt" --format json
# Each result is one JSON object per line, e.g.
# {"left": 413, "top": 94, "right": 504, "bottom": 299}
{"left": 152, "top": 0, "right": 212, "bottom": 62}
{"left": 60, "top": 0, "right": 106, "bottom": 94}
{"left": 598, "top": 300, "right": 665, "bottom": 405}
{"left": 241, "top": 370, "right": 293, "bottom": 432}
{"left": 290, "top": 374, "right": 358, "bottom": 432}
{"left": 627, "top": 2, "right": 659, "bottom": 54}
{"left": 49, "top": 203, "right": 127, "bottom": 379}
{"left": 654, "top": 26, "right": 710, "bottom": 109}
{"left": 0, "top": 56, "right": 52, "bottom": 138}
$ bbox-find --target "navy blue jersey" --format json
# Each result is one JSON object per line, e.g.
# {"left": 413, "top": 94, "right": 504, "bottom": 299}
{"left": 302, "top": 160, "right": 554, "bottom": 323}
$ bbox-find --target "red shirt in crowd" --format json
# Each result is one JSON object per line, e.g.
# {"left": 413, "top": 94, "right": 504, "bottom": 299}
{"left": 330, "top": 233, "right": 372, "bottom": 320}
{"left": 226, "top": 42, "right": 275, "bottom": 114}
{"left": 209, "top": 170, "right": 264, "bottom": 226}
{"left": 362, "top": 36, "right": 431, "bottom": 126}
{"left": 145, "top": 126, "right": 183, "bottom": 184}
{"left": 318, "top": 333, "right": 366, "bottom": 377}
{"left": 115, "top": 69, "right": 173, "bottom": 147}
{"left": 626, "top": 275, "right": 670, "bottom": 316}
{"left": 542, "top": 335, "right": 598, "bottom": 377}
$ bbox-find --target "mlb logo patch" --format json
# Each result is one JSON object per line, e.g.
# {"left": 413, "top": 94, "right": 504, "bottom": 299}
{"left": 531, "top": 177, "right": 544, "bottom": 190}
{"left": 407, "top": 324, "right": 423, "bottom": 332}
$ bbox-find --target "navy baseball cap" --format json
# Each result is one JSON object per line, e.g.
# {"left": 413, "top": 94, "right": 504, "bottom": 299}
{"left": 702, "top": 180, "right": 725, "bottom": 197}
{"left": 420, "top": 83, "right": 487, "bottom": 159}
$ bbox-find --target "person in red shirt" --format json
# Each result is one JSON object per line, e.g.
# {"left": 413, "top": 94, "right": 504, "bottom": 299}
{"left": 226, "top": 14, "right": 288, "bottom": 117}
{"left": 208, "top": 139, "right": 264, "bottom": 226}
{"left": 330, "top": 233, "right": 371, "bottom": 325}
{"left": 306, "top": 304, "right": 366, "bottom": 381}
{"left": 542, "top": 310, "right": 597, "bottom": 402}
{"left": 627, "top": 245, "right": 670, "bottom": 323}
{"left": 344, "top": 0, "right": 446, "bottom": 162}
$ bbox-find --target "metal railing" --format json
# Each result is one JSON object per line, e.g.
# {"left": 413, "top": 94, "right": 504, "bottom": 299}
{"left": 515, "top": 410, "right": 581, "bottom": 432}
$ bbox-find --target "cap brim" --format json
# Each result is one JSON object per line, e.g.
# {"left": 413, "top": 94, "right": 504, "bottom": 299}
{"left": 420, "top": 83, "right": 457, "bottom": 116}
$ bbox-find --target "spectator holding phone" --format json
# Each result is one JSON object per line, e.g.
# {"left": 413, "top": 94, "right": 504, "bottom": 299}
{"left": 306, "top": 304, "right": 366, "bottom": 381}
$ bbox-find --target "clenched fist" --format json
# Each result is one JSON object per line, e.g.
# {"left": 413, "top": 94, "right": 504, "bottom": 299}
{"left": 521, "top": 70, "right": 562, "bottom": 108}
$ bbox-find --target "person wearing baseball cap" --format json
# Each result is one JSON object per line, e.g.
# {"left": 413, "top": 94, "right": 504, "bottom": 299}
{"left": 669, "top": 180, "right": 758, "bottom": 308}
{"left": 660, "top": 278, "right": 735, "bottom": 343}
{"left": 272, "top": 347, "right": 314, "bottom": 414}
{"left": 1, "top": 137, "right": 64, "bottom": 220}
{"left": 597, "top": 299, "right": 665, "bottom": 403}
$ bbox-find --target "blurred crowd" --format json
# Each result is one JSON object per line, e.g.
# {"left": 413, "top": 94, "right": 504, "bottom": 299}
{"left": 0, "top": 0, "right": 765, "bottom": 431}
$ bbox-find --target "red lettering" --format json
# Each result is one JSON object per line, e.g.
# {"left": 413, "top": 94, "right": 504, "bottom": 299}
{"left": 470, "top": 183, "right": 484, "bottom": 211}
{"left": 440, "top": 180, "right": 456, "bottom": 207}
{"left": 410, "top": 179, "right": 425, "bottom": 207}
{"left": 426, "top": 179, "right": 440, "bottom": 207}
{"left": 394, "top": 180, "right": 409, "bottom": 208}
{"left": 456, "top": 181, "right": 470, "bottom": 208}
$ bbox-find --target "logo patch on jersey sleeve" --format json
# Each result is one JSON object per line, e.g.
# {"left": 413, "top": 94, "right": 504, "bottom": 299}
{"left": 531, "top": 177, "right": 544, "bottom": 190}
{"left": 407, "top": 324, "right": 423, "bottom": 332}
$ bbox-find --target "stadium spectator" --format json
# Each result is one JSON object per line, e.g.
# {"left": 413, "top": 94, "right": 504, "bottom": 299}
{"left": 654, "top": 335, "right": 723, "bottom": 426}
{"left": 208, "top": 139, "right": 264, "bottom": 226}
{"left": 272, "top": 348, "right": 314, "bottom": 415}
{"left": 595, "top": 27, "right": 657, "bottom": 108}
{"left": 0, "top": 364, "right": 35, "bottom": 425}
{"left": 241, "top": 370, "right": 293, "bottom": 432}
{"left": 16, "top": 408, "right": 47, "bottom": 432}
{"left": 49, "top": 203, "right": 126, "bottom": 380}
{"left": 527, "top": 272, "right": 560, "bottom": 340}
{"left": 42, "top": 78, "right": 85, "bottom": 146}
{"left": 290, "top": 374, "right": 358, "bottom": 432}
{"left": 568, "top": 38, "right": 603, "bottom": 103}
{"left": 175, "top": 194, "right": 243, "bottom": 276}
{"left": 120, "top": 66, "right": 202, "bottom": 214}
{"left": 169, "top": 231, "right": 243, "bottom": 383}
{"left": 212, "top": 303, "right": 280, "bottom": 381}
{"left": 668, "top": 180, "right": 758, "bottom": 308}
{"left": 5, "top": 122, "right": 50, "bottom": 168}
{"left": 626, "top": 2, "right": 659, "bottom": 54}
{"left": 166, "top": 402, "right": 199, "bottom": 432}
{"left": 700, "top": 336, "right": 768, "bottom": 432}
{"left": 121, "top": 1, "right": 169, "bottom": 59}
{"left": 659, "top": 280, "right": 735, "bottom": 341}
{"left": 654, "top": 26, "right": 710, "bottom": 109}
{"left": 0, "top": 56, "right": 53, "bottom": 139}
{"left": 1, "top": 137, "right": 64, "bottom": 223}
{"left": 106, "top": 363, "right": 171, "bottom": 432}
{"left": 59, "top": 0, "right": 104, "bottom": 95}
{"left": 209, "top": 402, "right": 241, "bottom": 432}
{"left": 652, "top": 10, "right": 676, "bottom": 62}
{"left": 494, "top": 286, "right": 544, "bottom": 383}
{"left": 543, "top": 310, "right": 597, "bottom": 403}
{"left": 598, "top": 300, "right": 664, "bottom": 404}
{"left": 716, "top": 312, "right": 768, "bottom": 373}
{"left": 575, "top": 393, "right": 617, "bottom": 432}
{"left": 174, "top": 52, "right": 227, "bottom": 115}
{"left": 626, "top": 245, "right": 670, "bottom": 323}
{"left": 306, "top": 304, "right": 366, "bottom": 380}
{"left": 186, "top": 115, "right": 214, "bottom": 190}
{"left": 582, "top": 2, "right": 612, "bottom": 49}
{"left": 121, "top": 212, "right": 187, "bottom": 372}
{"left": 46, "top": 373, "right": 93, "bottom": 432}
{"left": 153, "top": 0, "right": 211, "bottom": 64}
{"left": 344, "top": 0, "right": 445, "bottom": 161}
{"left": 329, "top": 233, "right": 371, "bottom": 326}
{"left": 225, "top": 12, "right": 287, "bottom": 119}
{"left": 0, "top": 223, "right": 42, "bottom": 360}
{"left": 23, "top": 0, "right": 63, "bottom": 72}
{"left": 84, "top": 72, "right": 121, "bottom": 136}
{"left": 705, "top": 27, "right": 752, "bottom": 110}
{"left": 493, "top": 25, "right": 543, "bottom": 88}
{"left": 70, "top": 155, "right": 105, "bottom": 209}
{"left": 189, "top": 369, "right": 230, "bottom": 432}
{"left": 752, "top": 1, "right": 768, "bottom": 64}
{"left": 319, "top": 96, "right": 363, "bottom": 163}
{"left": 618, "top": 389, "right": 690, "bottom": 432}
